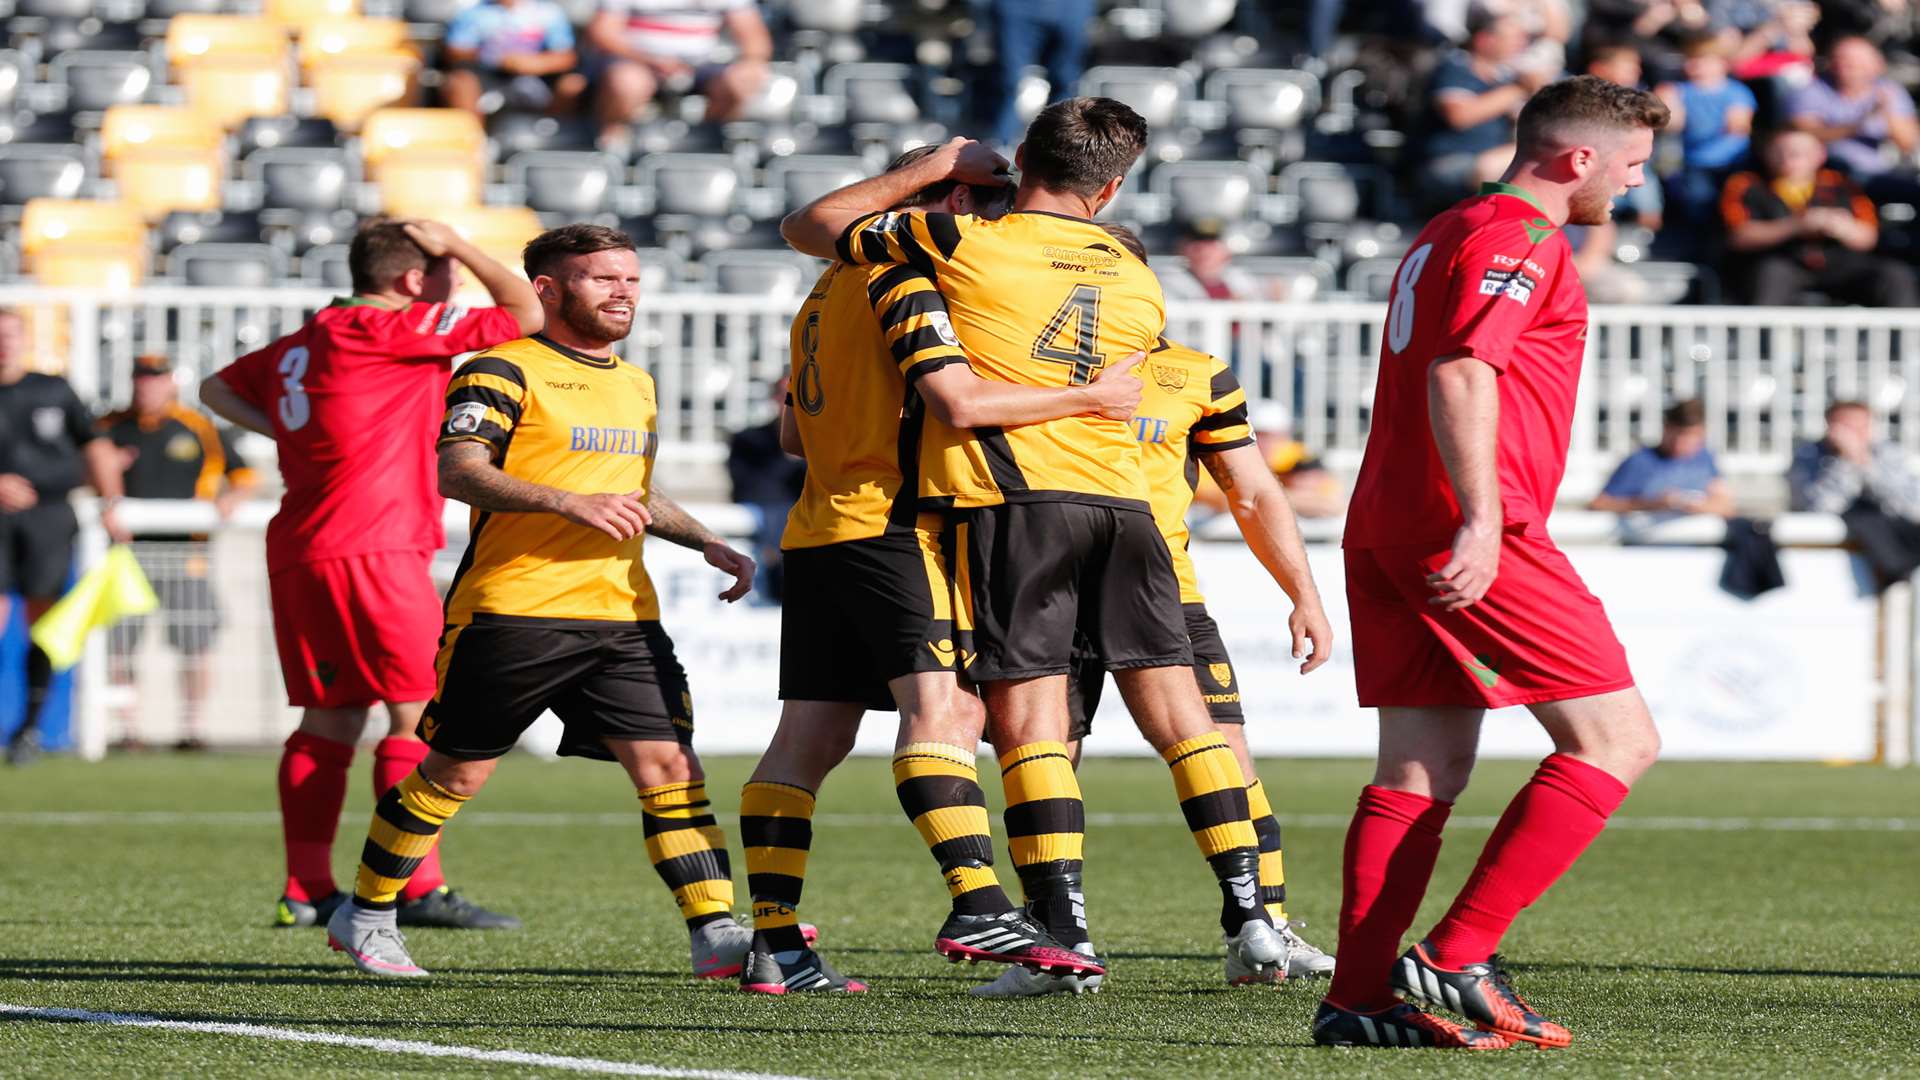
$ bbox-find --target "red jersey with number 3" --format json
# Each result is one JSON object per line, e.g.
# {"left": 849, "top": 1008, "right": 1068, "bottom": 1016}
{"left": 1345, "top": 183, "right": 1589, "bottom": 550}
{"left": 216, "top": 298, "right": 522, "bottom": 573}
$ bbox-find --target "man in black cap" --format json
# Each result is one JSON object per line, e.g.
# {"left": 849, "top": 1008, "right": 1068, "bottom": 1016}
{"left": 100, "top": 354, "right": 258, "bottom": 749}
{"left": 0, "top": 307, "right": 130, "bottom": 764}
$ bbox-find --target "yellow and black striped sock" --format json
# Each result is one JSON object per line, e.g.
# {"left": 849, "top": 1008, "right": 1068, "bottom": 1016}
{"left": 639, "top": 781, "right": 735, "bottom": 930}
{"left": 999, "top": 740, "right": 1088, "bottom": 949}
{"left": 740, "top": 781, "right": 814, "bottom": 952}
{"left": 352, "top": 769, "right": 467, "bottom": 911}
{"left": 892, "top": 742, "right": 1016, "bottom": 915}
{"left": 1246, "top": 778, "right": 1288, "bottom": 924}
{"left": 1163, "top": 732, "right": 1268, "bottom": 934}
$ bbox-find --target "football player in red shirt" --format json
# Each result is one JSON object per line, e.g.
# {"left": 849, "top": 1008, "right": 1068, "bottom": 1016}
{"left": 202, "top": 219, "right": 541, "bottom": 931}
{"left": 1314, "top": 77, "right": 1669, "bottom": 1050}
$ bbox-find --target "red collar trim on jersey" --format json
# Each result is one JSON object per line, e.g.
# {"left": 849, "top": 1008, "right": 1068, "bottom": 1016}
{"left": 1478, "top": 181, "right": 1553, "bottom": 219}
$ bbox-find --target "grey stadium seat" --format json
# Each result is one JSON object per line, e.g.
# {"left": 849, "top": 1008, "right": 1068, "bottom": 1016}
{"left": 788, "top": 0, "right": 864, "bottom": 32}
{"left": 0, "top": 145, "right": 88, "bottom": 206}
{"left": 702, "top": 250, "right": 824, "bottom": 298}
{"left": 737, "top": 63, "right": 807, "bottom": 124}
{"left": 1162, "top": 0, "right": 1238, "bottom": 38}
{"left": 1236, "top": 256, "right": 1336, "bottom": 302}
{"left": 1150, "top": 160, "right": 1267, "bottom": 225}
{"left": 1281, "top": 162, "right": 1394, "bottom": 224}
{"left": 171, "top": 243, "right": 290, "bottom": 289}
{"left": 157, "top": 209, "right": 266, "bottom": 252}
{"left": 768, "top": 155, "right": 868, "bottom": 213}
{"left": 51, "top": 51, "right": 155, "bottom": 112}
{"left": 144, "top": 0, "right": 227, "bottom": 17}
{"left": 1345, "top": 256, "right": 1402, "bottom": 302}
{"left": 18, "top": 0, "right": 97, "bottom": 18}
{"left": 1208, "top": 68, "right": 1320, "bottom": 132}
{"left": 509, "top": 151, "right": 622, "bottom": 216}
{"left": 246, "top": 148, "right": 356, "bottom": 213}
{"left": 636, "top": 154, "right": 742, "bottom": 218}
{"left": 300, "top": 244, "right": 352, "bottom": 289}
{"left": 633, "top": 247, "right": 688, "bottom": 295}
{"left": 487, "top": 112, "right": 597, "bottom": 157}
{"left": 240, "top": 116, "right": 341, "bottom": 155}
{"left": 0, "top": 51, "right": 29, "bottom": 113}
{"left": 824, "top": 63, "right": 919, "bottom": 125}
{"left": 1078, "top": 66, "right": 1195, "bottom": 129}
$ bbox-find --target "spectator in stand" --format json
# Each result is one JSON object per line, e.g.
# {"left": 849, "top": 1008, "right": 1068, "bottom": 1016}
{"left": 1418, "top": 6, "right": 1556, "bottom": 203}
{"left": 1582, "top": 0, "right": 1711, "bottom": 78}
{"left": 1814, "top": 0, "right": 1915, "bottom": 43}
{"left": 727, "top": 376, "right": 804, "bottom": 605}
{"left": 589, "top": 0, "right": 773, "bottom": 149}
{"left": 1176, "top": 219, "right": 1260, "bottom": 300}
{"left": 987, "top": 0, "right": 1097, "bottom": 148}
{"left": 1785, "top": 36, "right": 1920, "bottom": 202}
{"left": 440, "top": 0, "right": 586, "bottom": 118}
{"left": 1719, "top": 129, "right": 1920, "bottom": 305}
{"left": 1789, "top": 399, "right": 1920, "bottom": 587}
{"left": 1590, "top": 399, "right": 1736, "bottom": 515}
{"left": 100, "top": 354, "right": 258, "bottom": 751}
{"left": 1712, "top": 0, "right": 1818, "bottom": 72}
{"left": 1657, "top": 31, "right": 1758, "bottom": 233}
{"left": 1196, "top": 403, "right": 1346, "bottom": 520}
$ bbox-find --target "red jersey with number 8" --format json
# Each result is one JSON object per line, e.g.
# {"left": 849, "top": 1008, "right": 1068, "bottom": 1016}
{"left": 216, "top": 298, "right": 522, "bottom": 573}
{"left": 1345, "top": 183, "right": 1589, "bottom": 550}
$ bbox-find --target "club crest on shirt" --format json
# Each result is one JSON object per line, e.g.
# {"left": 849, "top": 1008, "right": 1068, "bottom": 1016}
{"left": 166, "top": 432, "right": 201, "bottom": 461}
{"left": 1208, "top": 662, "right": 1233, "bottom": 689}
{"left": 1152, "top": 364, "right": 1188, "bottom": 392}
{"left": 926, "top": 310, "right": 961, "bottom": 348}
{"left": 32, "top": 406, "right": 63, "bottom": 442}
{"left": 446, "top": 401, "right": 487, "bottom": 434}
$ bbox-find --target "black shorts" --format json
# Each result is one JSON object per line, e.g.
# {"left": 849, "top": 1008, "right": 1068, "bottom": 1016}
{"left": 422, "top": 616, "right": 694, "bottom": 763}
{"left": 109, "top": 546, "right": 221, "bottom": 657}
{"left": 953, "top": 501, "right": 1190, "bottom": 682}
{"left": 0, "top": 503, "right": 77, "bottom": 599}
{"left": 779, "top": 520, "right": 965, "bottom": 711}
{"left": 1067, "top": 603, "right": 1246, "bottom": 741}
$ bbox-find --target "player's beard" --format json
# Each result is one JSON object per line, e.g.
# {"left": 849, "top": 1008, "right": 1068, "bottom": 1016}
{"left": 556, "top": 290, "right": 634, "bottom": 345}
{"left": 1567, "top": 171, "right": 1616, "bottom": 226}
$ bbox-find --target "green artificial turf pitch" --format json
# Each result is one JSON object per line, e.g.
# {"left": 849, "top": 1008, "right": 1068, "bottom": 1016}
{"left": 0, "top": 753, "right": 1916, "bottom": 1077}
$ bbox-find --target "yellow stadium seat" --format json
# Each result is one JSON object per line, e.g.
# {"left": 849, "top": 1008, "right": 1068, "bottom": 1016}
{"left": 308, "top": 52, "right": 420, "bottom": 131}
{"left": 179, "top": 56, "right": 292, "bottom": 129}
{"left": 266, "top": 0, "right": 358, "bottom": 28}
{"left": 439, "top": 207, "right": 544, "bottom": 294}
{"left": 101, "top": 105, "right": 224, "bottom": 160}
{"left": 115, "top": 151, "right": 224, "bottom": 218}
{"left": 360, "top": 107, "right": 484, "bottom": 168}
{"left": 33, "top": 244, "right": 147, "bottom": 288}
{"left": 165, "top": 15, "right": 289, "bottom": 62}
{"left": 375, "top": 156, "right": 482, "bottom": 215}
{"left": 298, "top": 16, "right": 408, "bottom": 65}
{"left": 20, "top": 199, "right": 149, "bottom": 258}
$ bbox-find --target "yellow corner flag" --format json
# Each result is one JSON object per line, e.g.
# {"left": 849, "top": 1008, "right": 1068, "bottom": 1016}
{"left": 30, "top": 545, "right": 160, "bottom": 671}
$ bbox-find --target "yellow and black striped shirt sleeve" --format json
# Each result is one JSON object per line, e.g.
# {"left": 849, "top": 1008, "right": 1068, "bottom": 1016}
{"left": 868, "top": 264, "right": 969, "bottom": 384}
{"left": 1192, "top": 357, "right": 1253, "bottom": 453}
{"left": 439, "top": 355, "right": 526, "bottom": 457}
{"left": 835, "top": 210, "right": 966, "bottom": 280}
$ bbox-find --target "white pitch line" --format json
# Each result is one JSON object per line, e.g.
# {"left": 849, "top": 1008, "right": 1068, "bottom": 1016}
{"left": 0, "top": 1004, "right": 819, "bottom": 1080}
{"left": 0, "top": 810, "right": 1913, "bottom": 831}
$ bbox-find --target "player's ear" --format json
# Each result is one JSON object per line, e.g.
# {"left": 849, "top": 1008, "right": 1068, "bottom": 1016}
{"left": 1091, "top": 173, "right": 1124, "bottom": 212}
{"left": 950, "top": 185, "right": 972, "bottom": 215}
{"left": 398, "top": 266, "right": 426, "bottom": 298}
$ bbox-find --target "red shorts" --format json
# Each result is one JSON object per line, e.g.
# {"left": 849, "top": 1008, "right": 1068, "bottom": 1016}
{"left": 1344, "top": 529, "right": 1634, "bottom": 709}
{"left": 268, "top": 550, "right": 442, "bottom": 709}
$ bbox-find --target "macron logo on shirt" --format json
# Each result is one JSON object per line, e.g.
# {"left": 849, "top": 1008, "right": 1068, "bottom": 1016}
{"left": 570, "top": 427, "right": 659, "bottom": 457}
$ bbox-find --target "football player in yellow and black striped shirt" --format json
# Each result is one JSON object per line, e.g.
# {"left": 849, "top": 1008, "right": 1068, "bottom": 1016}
{"left": 783, "top": 99, "right": 1283, "bottom": 988}
{"left": 325, "top": 225, "right": 760, "bottom": 983}
{"left": 736, "top": 148, "right": 1142, "bottom": 994}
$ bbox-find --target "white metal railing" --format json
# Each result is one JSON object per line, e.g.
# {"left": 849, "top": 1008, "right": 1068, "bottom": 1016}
{"left": 4, "top": 288, "right": 1920, "bottom": 485}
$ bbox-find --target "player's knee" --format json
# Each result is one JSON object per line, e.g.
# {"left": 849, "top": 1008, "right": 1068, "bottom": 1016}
{"left": 297, "top": 707, "right": 368, "bottom": 744}
{"left": 422, "top": 752, "right": 491, "bottom": 798}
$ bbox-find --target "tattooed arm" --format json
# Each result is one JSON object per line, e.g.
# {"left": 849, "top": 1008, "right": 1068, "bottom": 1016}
{"left": 438, "top": 440, "right": 652, "bottom": 540}
{"left": 645, "top": 486, "right": 757, "bottom": 602}
{"left": 1201, "top": 443, "right": 1333, "bottom": 674}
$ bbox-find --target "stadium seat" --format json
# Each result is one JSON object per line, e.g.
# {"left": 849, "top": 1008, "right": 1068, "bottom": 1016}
{"left": 248, "top": 147, "right": 356, "bottom": 211}
{"left": 1236, "top": 255, "right": 1336, "bottom": 301}
{"left": 32, "top": 242, "right": 148, "bottom": 287}
{"left": 16, "top": 0, "right": 95, "bottom": 18}
{"left": 170, "top": 241, "right": 288, "bottom": 287}
{"left": 157, "top": 209, "right": 269, "bottom": 252}
{"left": 737, "top": 62, "right": 806, "bottom": 124}
{"left": 1078, "top": 66, "right": 1195, "bottom": 129}
{"left": 636, "top": 154, "right": 742, "bottom": 218}
{"left": 239, "top": 115, "right": 341, "bottom": 154}
{"left": 179, "top": 54, "right": 293, "bottom": 129}
{"left": 1163, "top": 0, "right": 1237, "bottom": 37}
{"left": 631, "top": 118, "right": 728, "bottom": 160}
{"left": 305, "top": 50, "right": 419, "bottom": 131}
{"left": 52, "top": 50, "right": 156, "bottom": 112}
{"left": 508, "top": 151, "right": 622, "bottom": 217}
{"left": 1207, "top": 68, "right": 1319, "bottom": 132}
{"left": 145, "top": 0, "right": 228, "bottom": 18}
{"left": 275, "top": 207, "right": 358, "bottom": 253}
{"left": 702, "top": 250, "right": 824, "bottom": 298}
{"left": 823, "top": 63, "right": 919, "bottom": 125}
{"left": 0, "top": 112, "right": 79, "bottom": 148}
{"left": 1344, "top": 256, "right": 1400, "bottom": 302}
{"left": 114, "top": 150, "right": 224, "bottom": 218}
{"left": 101, "top": 106, "right": 223, "bottom": 160}
{"left": 266, "top": 0, "right": 361, "bottom": 28}
{"left": 1280, "top": 161, "right": 1390, "bottom": 225}
{"left": 437, "top": 206, "right": 542, "bottom": 281}
{"left": 1011, "top": 69, "right": 1052, "bottom": 128}
{"left": 0, "top": 145, "right": 88, "bottom": 206}
{"left": 768, "top": 155, "right": 868, "bottom": 213}
{"left": 33, "top": 17, "right": 147, "bottom": 57}
{"left": 164, "top": 16, "right": 289, "bottom": 62}
{"left": 19, "top": 197, "right": 147, "bottom": 257}
{"left": 488, "top": 112, "right": 599, "bottom": 157}
{"left": 1623, "top": 261, "right": 1705, "bottom": 305}
{"left": 359, "top": 107, "right": 484, "bottom": 168}
{"left": 787, "top": 0, "right": 863, "bottom": 32}
{"left": 300, "top": 242, "right": 351, "bottom": 288}
{"left": 1150, "top": 160, "right": 1267, "bottom": 225}
{"left": 297, "top": 17, "right": 409, "bottom": 67}
{"left": 373, "top": 155, "right": 481, "bottom": 214}
{"left": 0, "top": 50, "right": 28, "bottom": 112}
{"left": 632, "top": 246, "right": 687, "bottom": 295}
{"left": 400, "top": 0, "right": 469, "bottom": 27}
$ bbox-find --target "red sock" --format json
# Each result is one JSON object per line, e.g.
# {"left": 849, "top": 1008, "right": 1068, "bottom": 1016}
{"left": 1424, "top": 754, "right": 1630, "bottom": 969}
{"left": 374, "top": 737, "right": 446, "bottom": 901}
{"left": 1326, "top": 785, "right": 1453, "bottom": 1012}
{"left": 278, "top": 732, "right": 354, "bottom": 903}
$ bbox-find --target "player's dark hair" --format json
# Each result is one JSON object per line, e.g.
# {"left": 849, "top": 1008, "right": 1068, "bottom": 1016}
{"left": 1019, "top": 96, "right": 1149, "bottom": 199}
{"left": 522, "top": 223, "right": 637, "bottom": 280}
{"left": 1099, "top": 223, "right": 1149, "bottom": 264}
{"left": 887, "top": 145, "right": 1011, "bottom": 213}
{"left": 1515, "top": 75, "right": 1670, "bottom": 156}
{"left": 348, "top": 219, "right": 433, "bottom": 294}
{"left": 1663, "top": 399, "right": 1705, "bottom": 428}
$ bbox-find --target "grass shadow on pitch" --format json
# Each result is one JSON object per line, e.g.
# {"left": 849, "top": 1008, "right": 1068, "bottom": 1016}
{"left": 1523, "top": 960, "right": 1920, "bottom": 982}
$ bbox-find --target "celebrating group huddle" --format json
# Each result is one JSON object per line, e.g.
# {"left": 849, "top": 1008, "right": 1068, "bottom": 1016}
{"left": 218, "top": 76, "right": 1669, "bottom": 1051}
